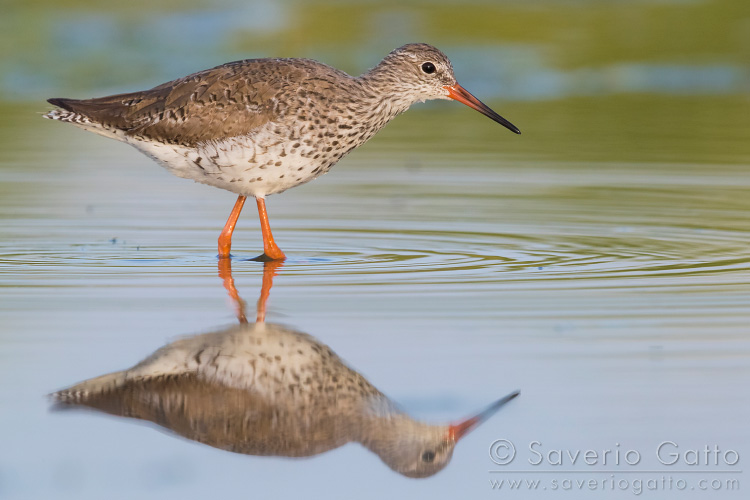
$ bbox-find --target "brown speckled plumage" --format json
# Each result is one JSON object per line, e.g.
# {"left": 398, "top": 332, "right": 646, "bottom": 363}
{"left": 51, "top": 322, "right": 519, "bottom": 478}
{"left": 49, "top": 59, "right": 350, "bottom": 148}
{"left": 44, "top": 43, "right": 519, "bottom": 259}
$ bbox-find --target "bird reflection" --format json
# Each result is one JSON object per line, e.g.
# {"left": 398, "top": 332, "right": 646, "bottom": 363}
{"left": 52, "top": 261, "right": 518, "bottom": 478}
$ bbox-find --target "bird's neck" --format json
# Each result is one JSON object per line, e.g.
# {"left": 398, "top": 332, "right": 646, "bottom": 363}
{"left": 356, "top": 65, "right": 420, "bottom": 120}
{"left": 353, "top": 396, "right": 428, "bottom": 452}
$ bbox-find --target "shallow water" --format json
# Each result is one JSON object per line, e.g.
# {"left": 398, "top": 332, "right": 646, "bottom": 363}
{"left": 2, "top": 97, "right": 749, "bottom": 498}
{"left": 2, "top": 1, "right": 750, "bottom": 496}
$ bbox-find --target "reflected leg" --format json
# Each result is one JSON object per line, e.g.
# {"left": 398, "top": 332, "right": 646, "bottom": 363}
{"left": 257, "top": 260, "right": 283, "bottom": 323}
{"left": 218, "top": 258, "right": 247, "bottom": 323}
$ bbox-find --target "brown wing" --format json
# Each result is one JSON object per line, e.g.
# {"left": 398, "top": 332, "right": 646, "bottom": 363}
{"left": 48, "top": 59, "right": 308, "bottom": 147}
{"left": 52, "top": 373, "right": 351, "bottom": 457}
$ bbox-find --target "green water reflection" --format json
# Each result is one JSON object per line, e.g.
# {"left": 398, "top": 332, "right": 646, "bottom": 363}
{"left": 2, "top": 0, "right": 750, "bottom": 166}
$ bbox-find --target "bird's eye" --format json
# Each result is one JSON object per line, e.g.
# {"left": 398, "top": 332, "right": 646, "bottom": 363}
{"left": 422, "top": 450, "right": 436, "bottom": 463}
{"left": 421, "top": 62, "right": 436, "bottom": 74}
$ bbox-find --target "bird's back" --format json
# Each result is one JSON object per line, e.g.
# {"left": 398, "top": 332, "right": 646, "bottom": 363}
{"left": 53, "top": 323, "right": 384, "bottom": 405}
{"left": 46, "top": 58, "right": 353, "bottom": 147}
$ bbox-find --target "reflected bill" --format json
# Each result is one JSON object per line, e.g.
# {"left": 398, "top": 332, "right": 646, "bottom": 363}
{"left": 52, "top": 322, "right": 518, "bottom": 478}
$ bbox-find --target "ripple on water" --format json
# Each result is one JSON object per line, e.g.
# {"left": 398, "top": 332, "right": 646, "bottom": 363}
{"left": 4, "top": 217, "right": 749, "bottom": 290}
{"left": 3, "top": 160, "right": 750, "bottom": 291}
{"left": 282, "top": 223, "right": 750, "bottom": 285}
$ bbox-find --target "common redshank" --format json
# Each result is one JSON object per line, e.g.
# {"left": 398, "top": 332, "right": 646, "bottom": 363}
{"left": 45, "top": 43, "right": 520, "bottom": 260}
{"left": 52, "top": 322, "right": 519, "bottom": 478}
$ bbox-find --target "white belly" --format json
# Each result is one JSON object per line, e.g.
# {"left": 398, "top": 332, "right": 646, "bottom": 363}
{"left": 126, "top": 125, "right": 335, "bottom": 198}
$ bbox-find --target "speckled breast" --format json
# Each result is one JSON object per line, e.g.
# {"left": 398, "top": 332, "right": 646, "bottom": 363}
{"left": 129, "top": 114, "right": 369, "bottom": 198}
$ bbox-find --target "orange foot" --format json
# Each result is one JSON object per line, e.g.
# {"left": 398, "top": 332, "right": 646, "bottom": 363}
{"left": 256, "top": 197, "right": 286, "bottom": 261}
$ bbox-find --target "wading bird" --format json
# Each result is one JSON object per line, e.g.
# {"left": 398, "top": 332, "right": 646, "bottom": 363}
{"left": 45, "top": 43, "right": 519, "bottom": 260}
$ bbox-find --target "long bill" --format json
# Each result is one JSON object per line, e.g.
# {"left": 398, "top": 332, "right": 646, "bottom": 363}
{"left": 445, "top": 84, "right": 521, "bottom": 135}
{"left": 448, "top": 390, "right": 520, "bottom": 442}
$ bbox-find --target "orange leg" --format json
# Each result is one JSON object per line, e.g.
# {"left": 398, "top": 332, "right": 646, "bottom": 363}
{"left": 218, "top": 258, "right": 247, "bottom": 323}
{"left": 256, "top": 260, "right": 284, "bottom": 323}
{"left": 218, "top": 195, "right": 246, "bottom": 258}
{"left": 256, "top": 197, "right": 286, "bottom": 261}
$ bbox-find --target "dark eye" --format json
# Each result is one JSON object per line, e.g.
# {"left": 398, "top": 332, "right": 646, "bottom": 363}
{"left": 422, "top": 450, "right": 436, "bottom": 462}
{"left": 421, "top": 62, "right": 436, "bottom": 74}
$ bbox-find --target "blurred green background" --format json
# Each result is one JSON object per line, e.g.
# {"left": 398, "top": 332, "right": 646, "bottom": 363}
{"left": 1, "top": 0, "right": 749, "bottom": 164}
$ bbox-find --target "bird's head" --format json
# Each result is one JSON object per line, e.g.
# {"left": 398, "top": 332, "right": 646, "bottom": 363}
{"left": 372, "top": 43, "right": 520, "bottom": 134}
{"left": 362, "top": 390, "right": 520, "bottom": 478}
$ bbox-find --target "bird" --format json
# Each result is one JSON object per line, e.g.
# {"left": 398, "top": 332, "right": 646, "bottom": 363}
{"left": 51, "top": 322, "right": 519, "bottom": 478}
{"left": 44, "top": 43, "right": 520, "bottom": 261}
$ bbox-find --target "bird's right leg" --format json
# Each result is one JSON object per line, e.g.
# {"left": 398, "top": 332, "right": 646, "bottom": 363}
{"left": 255, "top": 197, "right": 286, "bottom": 261}
{"left": 218, "top": 195, "right": 246, "bottom": 258}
